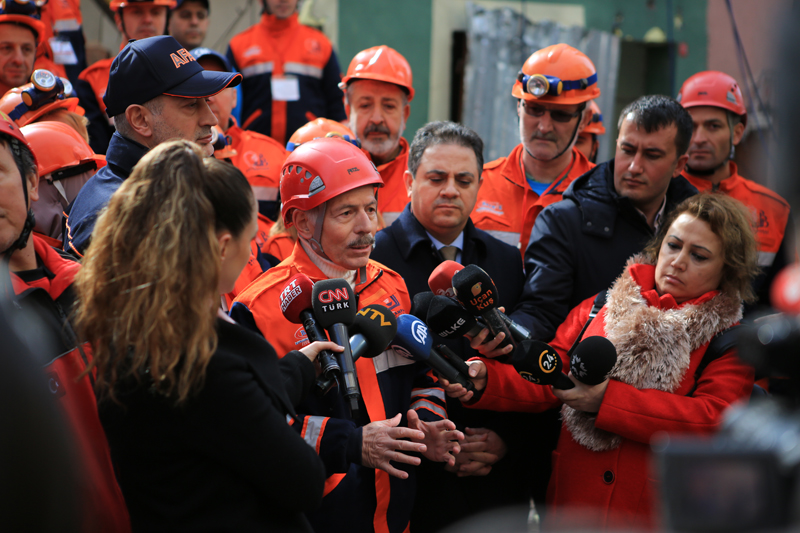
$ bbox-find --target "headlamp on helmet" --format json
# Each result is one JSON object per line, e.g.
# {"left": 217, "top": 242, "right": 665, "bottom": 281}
{"left": 517, "top": 70, "right": 598, "bottom": 99}
{"left": 9, "top": 70, "right": 70, "bottom": 122}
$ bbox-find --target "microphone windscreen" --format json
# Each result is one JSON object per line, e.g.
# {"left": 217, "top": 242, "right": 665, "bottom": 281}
{"left": 280, "top": 273, "right": 315, "bottom": 324}
{"left": 451, "top": 264, "right": 500, "bottom": 315}
{"left": 428, "top": 260, "right": 463, "bottom": 298}
{"left": 512, "top": 339, "right": 565, "bottom": 386}
{"left": 410, "top": 291, "right": 435, "bottom": 320}
{"left": 570, "top": 336, "right": 617, "bottom": 385}
{"left": 391, "top": 314, "right": 433, "bottom": 362}
{"left": 311, "top": 279, "right": 357, "bottom": 329}
{"left": 352, "top": 304, "right": 398, "bottom": 358}
{"left": 426, "top": 295, "right": 478, "bottom": 338}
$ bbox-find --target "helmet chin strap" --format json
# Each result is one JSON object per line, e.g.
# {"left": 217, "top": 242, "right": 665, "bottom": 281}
{"left": 307, "top": 203, "right": 330, "bottom": 261}
{"left": 1, "top": 210, "right": 35, "bottom": 261}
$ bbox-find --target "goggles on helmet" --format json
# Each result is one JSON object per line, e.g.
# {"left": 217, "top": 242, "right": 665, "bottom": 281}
{"left": 286, "top": 131, "right": 361, "bottom": 153}
{"left": 517, "top": 71, "right": 598, "bottom": 99}
{"left": 8, "top": 70, "right": 72, "bottom": 121}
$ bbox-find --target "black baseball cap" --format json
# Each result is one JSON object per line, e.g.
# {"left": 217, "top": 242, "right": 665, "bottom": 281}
{"left": 103, "top": 35, "right": 241, "bottom": 117}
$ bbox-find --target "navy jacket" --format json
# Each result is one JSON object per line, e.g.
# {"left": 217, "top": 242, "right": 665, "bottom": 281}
{"left": 372, "top": 205, "right": 556, "bottom": 530}
{"left": 511, "top": 159, "right": 699, "bottom": 342}
{"left": 64, "top": 133, "right": 148, "bottom": 256}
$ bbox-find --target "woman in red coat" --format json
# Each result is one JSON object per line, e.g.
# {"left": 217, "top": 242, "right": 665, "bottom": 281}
{"left": 444, "top": 193, "right": 759, "bottom": 531}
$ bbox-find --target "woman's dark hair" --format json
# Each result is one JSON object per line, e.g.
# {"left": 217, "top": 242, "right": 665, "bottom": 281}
{"left": 202, "top": 157, "right": 255, "bottom": 237}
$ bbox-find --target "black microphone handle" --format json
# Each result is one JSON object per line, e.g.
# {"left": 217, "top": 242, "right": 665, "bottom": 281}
{"left": 328, "top": 323, "right": 361, "bottom": 415}
{"left": 433, "top": 344, "right": 472, "bottom": 379}
{"left": 429, "top": 347, "right": 475, "bottom": 392}
{"left": 315, "top": 333, "right": 364, "bottom": 396}
{"left": 300, "top": 309, "right": 341, "bottom": 379}
{"left": 500, "top": 313, "right": 532, "bottom": 342}
{"left": 553, "top": 372, "right": 575, "bottom": 390}
{"left": 482, "top": 309, "right": 517, "bottom": 350}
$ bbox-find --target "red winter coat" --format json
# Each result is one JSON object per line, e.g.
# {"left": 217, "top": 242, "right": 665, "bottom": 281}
{"left": 471, "top": 260, "right": 753, "bottom": 531}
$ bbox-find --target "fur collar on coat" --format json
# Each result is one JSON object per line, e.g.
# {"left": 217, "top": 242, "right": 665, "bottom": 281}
{"left": 562, "top": 255, "right": 742, "bottom": 452}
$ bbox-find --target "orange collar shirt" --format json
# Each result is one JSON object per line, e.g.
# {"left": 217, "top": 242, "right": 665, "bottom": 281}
{"left": 472, "top": 144, "right": 594, "bottom": 254}
{"left": 373, "top": 137, "right": 410, "bottom": 227}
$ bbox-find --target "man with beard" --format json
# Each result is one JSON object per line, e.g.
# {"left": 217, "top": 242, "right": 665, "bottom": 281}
{"left": 64, "top": 36, "right": 240, "bottom": 256}
{"left": 472, "top": 44, "right": 598, "bottom": 254}
{"left": 232, "top": 137, "right": 462, "bottom": 533}
{"left": 340, "top": 45, "right": 414, "bottom": 226}
{"left": 678, "top": 70, "right": 793, "bottom": 308}
{"left": 76, "top": 0, "right": 175, "bottom": 154}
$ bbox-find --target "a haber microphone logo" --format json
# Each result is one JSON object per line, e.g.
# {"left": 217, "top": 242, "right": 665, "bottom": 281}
{"left": 317, "top": 287, "right": 351, "bottom": 312}
{"left": 411, "top": 319, "right": 428, "bottom": 344}
{"left": 280, "top": 279, "right": 302, "bottom": 312}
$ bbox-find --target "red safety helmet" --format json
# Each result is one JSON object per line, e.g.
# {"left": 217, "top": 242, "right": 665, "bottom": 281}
{"left": 287, "top": 118, "right": 359, "bottom": 152}
{"left": 582, "top": 101, "right": 606, "bottom": 135}
{"left": 0, "top": 109, "right": 35, "bottom": 160}
{"left": 280, "top": 137, "right": 383, "bottom": 226}
{"left": 339, "top": 45, "right": 414, "bottom": 101}
{"left": 20, "top": 121, "right": 106, "bottom": 179}
{"left": 0, "top": 81, "right": 82, "bottom": 128}
{"left": 0, "top": 0, "right": 46, "bottom": 41}
{"left": 512, "top": 44, "right": 600, "bottom": 105}
{"left": 110, "top": 0, "right": 177, "bottom": 11}
{"left": 677, "top": 70, "right": 747, "bottom": 126}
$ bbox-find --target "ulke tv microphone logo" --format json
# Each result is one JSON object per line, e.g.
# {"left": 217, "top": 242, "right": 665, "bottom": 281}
{"left": 316, "top": 287, "right": 352, "bottom": 312}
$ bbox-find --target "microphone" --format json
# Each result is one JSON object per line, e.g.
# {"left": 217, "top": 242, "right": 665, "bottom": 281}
{"left": 452, "top": 265, "right": 516, "bottom": 351}
{"left": 569, "top": 336, "right": 617, "bottom": 385}
{"left": 315, "top": 304, "right": 398, "bottom": 395}
{"left": 280, "top": 273, "right": 340, "bottom": 379}
{"left": 391, "top": 314, "right": 475, "bottom": 391}
{"left": 426, "top": 295, "right": 483, "bottom": 339}
{"left": 312, "top": 279, "right": 359, "bottom": 416}
{"left": 512, "top": 340, "right": 574, "bottom": 389}
{"left": 410, "top": 291, "right": 436, "bottom": 320}
{"left": 428, "top": 260, "right": 463, "bottom": 298}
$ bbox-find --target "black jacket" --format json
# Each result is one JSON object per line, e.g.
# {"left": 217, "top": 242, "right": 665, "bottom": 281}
{"left": 511, "top": 159, "right": 698, "bottom": 342}
{"left": 372, "top": 205, "right": 553, "bottom": 530}
{"left": 64, "top": 132, "right": 148, "bottom": 256}
{"left": 100, "top": 318, "right": 325, "bottom": 533}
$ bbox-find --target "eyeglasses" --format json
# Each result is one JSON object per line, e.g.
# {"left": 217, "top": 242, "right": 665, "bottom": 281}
{"left": 521, "top": 101, "right": 582, "bottom": 123}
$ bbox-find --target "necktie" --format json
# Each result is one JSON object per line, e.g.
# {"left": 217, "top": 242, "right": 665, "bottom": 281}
{"left": 440, "top": 245, "right": 458, "bottom": 261}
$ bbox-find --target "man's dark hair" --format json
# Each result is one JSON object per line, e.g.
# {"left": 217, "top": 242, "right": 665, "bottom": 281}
{"left": 617, "top": 95, "right": 693, "bottom": 156}
{"left": 408, "top": 121, "right": 484, "bottom": 178}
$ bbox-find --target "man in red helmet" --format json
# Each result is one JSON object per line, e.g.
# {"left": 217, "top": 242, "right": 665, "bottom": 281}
{"left": 75, "top": 0, "right": 175, "bottom": 154}
{"left": 232, "top": 137, "right": 462, "bottom": 533}
{"left": 0, "top": 112, "right": 130, "bottom": 532}
{"left": 226, "top": 0, "right": 347, "bottom": 145}
{"left": 473, "top": 44, "right": 598, "bottom": 253}
{"left": 575, "top": 100, "right": 606, "bottom": 164}
{"left": 0, "top": 3, "right": 46, "bottom": 96}
{"left": 678, "top": 70, "right": 793, "bottom": 308}
{"left": 340, "top": 45, "right": 414, "bottom": 226}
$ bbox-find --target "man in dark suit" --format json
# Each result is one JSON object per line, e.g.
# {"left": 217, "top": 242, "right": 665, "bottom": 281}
{"left": 372, "top": 120, "right": 558, "bottom": 531}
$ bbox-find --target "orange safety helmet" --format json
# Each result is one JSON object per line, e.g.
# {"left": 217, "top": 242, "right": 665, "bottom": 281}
{"left": 677, "top": 70, "right": 747, "bottom": 126}
{"left": 287, "top": 118, "right": 359, "bottom": 152}
{"left": 0, "top": 0, "right": 46, "bottom": 41}
{"left": 512, "top": 44, "right": 600, "bottom": 105}
{"left": 280, "top": 137, "right": 383, "bottom": 226}
{"left": 110, "top": 0, "right": 177, "bottom": 11}
{"left": 20, "top": 121, "right": 106, "bottom": 179}
{"left": 582, "top": 101, "right": 606, "bottom": 135}
{"left": 0, "top": 79, "right": 82, "bottom": 127}
{"left": 339, "top": 45, "right": 414, "bottom": 101}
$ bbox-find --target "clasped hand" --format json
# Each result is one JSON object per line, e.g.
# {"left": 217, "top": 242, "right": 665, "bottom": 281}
{"left": 361, "top": 410, "right": 464, "bottom": 479}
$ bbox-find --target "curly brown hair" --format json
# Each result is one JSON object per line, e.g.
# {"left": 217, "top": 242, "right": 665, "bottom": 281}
{"left": 74, "top": 140, "right": 254, "bottom": 405}
{"left": 643, "top": 192, "right": 760, "bottom": 302}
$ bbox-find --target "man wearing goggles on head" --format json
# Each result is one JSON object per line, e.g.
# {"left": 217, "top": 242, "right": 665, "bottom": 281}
{"left": 472, "top": 43, "right": 599, "bottom": 254}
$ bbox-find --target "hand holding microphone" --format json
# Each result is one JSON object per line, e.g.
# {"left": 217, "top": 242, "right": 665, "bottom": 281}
{"left": 281, "top": 273, "right": 340, "bottom": 379}
{"left": 452, "top": 265, "right": 517, "bottom": 355}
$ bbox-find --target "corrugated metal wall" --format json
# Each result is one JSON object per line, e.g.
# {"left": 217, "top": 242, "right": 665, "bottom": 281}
{"left": 461, "top": 2, "right": 620, "bottom": 163}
